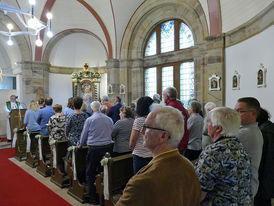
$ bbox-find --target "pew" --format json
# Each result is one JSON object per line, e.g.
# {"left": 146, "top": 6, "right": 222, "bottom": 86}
{"left": 36, "top": 135, "right": 52, "bottom": 177}
{"left": 67, "top": 146, "right": 89, "bottom": 203}
{"left": 25, "top": 131, "right": 40, "bottom": 168}
{"left": 14, "top": 129, "right": 27, "bottom": 161}
{"left": 50, "top": 140, "right": 70, "bottom": 188}
{"left": 95, "top": 153, "right": 133, "bottom": 206}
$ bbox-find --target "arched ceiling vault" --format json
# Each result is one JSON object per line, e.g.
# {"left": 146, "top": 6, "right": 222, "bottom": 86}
{"left": 0, "top": 0, "right": 272, "bottom": 64}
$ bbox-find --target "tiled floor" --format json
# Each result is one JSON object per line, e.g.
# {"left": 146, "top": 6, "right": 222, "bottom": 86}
{"left": 9, "top": 157, "right": 97, "bottom": 206}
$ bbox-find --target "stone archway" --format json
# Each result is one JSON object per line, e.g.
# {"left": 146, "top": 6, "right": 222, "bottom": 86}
{"left": 118, "top": 0, "right": 217, "bottom": 104}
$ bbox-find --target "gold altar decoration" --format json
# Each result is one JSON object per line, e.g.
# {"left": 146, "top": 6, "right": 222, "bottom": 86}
{"left": 71, "top": 63, "right": 101, "bottom": 101}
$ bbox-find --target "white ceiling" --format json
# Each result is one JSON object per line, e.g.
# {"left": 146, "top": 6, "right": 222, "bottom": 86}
{"left": 0, "top": 0, "right": 272, "bottom": 68}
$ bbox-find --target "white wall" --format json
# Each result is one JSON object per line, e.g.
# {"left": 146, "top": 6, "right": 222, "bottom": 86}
{"left": 49, "top": 73, "right": 73, "bottom": 111}
{"left": 49, "top": 33, "right": 107, "bottom": 68}
{"left": 225, "top": 25, "right": 274, "bottom": 121}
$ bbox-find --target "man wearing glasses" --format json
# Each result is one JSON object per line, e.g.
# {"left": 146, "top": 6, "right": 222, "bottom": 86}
{"left": 116, "top": 106, "right": 201, "bottom": 206}
{"left": 235, "top": 97, "right": 263, "bottom": 201}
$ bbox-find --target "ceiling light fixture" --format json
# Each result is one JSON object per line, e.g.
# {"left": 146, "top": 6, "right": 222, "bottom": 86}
{"left": 0, "top": 0, "right": 53, "bottom": 46}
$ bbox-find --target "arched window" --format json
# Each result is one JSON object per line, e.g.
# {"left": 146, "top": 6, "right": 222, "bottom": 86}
{"left": 144, "top": 19, "right": 195, "bottom": 106}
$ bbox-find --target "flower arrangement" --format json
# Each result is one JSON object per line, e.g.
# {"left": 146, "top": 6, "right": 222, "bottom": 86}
{"left": 13, "top": 128, "right": 18, "bottom": 133}
{"left": 35, "top": 134, "right": 41, "bottom": 139}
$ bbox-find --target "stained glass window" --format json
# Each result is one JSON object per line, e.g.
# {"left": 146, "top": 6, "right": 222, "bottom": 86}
{"left": 180, "top": 62, "right": 194, "bottom": 106}
{"left": 179, "top": 23, "right": 194, "bottom": 49}
{"left": 162, "top": 66, "right": 174, "bottom": 93}
{"left": 145, "top": 32, "right": 157, "bottom": 56}
{"left": 144, "top": 67, "right": 157, "bottom": 98}
{"left": 161, "top": 21, "right": 174, "bottom": 53}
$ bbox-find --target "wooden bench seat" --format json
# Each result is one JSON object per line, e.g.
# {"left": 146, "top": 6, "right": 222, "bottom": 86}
{"left": 50, "top": 140, "right": 70, "bottom": 188}
{"left": 67, "top": 146, "right": 89, "bottom": 203}
{"left": 15, "top": 129, "right": 27, "bottom": 161}
{"left": 25, "top": 131, "right": 40, "bottom": 168}
{"left": 95, "top": 153, "right": 133, "bottom": 206}
{"left": 36, "top": 136, "right": 52, "bottom": 177}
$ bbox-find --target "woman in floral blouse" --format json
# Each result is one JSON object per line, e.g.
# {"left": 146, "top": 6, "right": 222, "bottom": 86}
{"left": 65, "top": 96, "right": 87, "bottom": 146}
{"left": 195, "top": 107, "right": 252, "bottom": 206}
{"left": 47, "top": 104, "right": 66, "bottom": 141}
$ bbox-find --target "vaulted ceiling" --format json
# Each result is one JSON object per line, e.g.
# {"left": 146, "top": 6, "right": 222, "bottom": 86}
{"left": 0, "top": 0, "right": 272, "bottom": 69}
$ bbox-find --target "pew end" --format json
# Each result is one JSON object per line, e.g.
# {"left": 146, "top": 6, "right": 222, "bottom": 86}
{"left": 67, "top": 146, "right": 89, "bottom": 203}
{"left": 50, "top": 140, "right": 70, "bottom": 188}
{"left": 96, "top": 153, "right": 134, "bottom": 206}
{"left": 25, "top": 131, "right": 40, "bottom": 168}
{"left": 36, "top": 136, "right": 52, "bottom": 177}
{"left": 15, "top": 129, "right": 27, "bottom": 161}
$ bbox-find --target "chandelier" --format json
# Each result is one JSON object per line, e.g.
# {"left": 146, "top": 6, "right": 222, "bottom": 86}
{"left": 0, "top": 0, "right": 53, "bottom": 47}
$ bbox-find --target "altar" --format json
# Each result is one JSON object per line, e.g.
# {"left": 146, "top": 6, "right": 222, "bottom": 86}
{"left": 71, "top": 63, "right": 101, "bottom": 101}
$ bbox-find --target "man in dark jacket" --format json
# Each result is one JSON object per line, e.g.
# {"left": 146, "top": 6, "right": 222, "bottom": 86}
{"left": 108, "top": 96, "right": 122, "bottom": 123}
{"left": 254, "top": 108, "right": 274, "bottom": 206}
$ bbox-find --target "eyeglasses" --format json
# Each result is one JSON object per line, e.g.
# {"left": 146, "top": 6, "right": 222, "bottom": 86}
{"left": 236, "top": 110, "right": 254, "bottom": 114}
{"left": 142, "top": 125, "right": 166, "bottom": 132}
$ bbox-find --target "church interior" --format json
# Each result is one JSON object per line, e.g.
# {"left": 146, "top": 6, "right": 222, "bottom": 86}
{"left": 0, "top": 0, "right": 273, "bottom": 205}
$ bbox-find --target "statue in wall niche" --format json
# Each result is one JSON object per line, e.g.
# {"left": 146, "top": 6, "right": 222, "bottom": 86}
{"left": 36, "top": 87, "right": 44, "bottom": 101}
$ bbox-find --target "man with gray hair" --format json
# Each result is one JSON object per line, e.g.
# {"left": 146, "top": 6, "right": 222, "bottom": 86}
{"left": 101, "top": 95, "right": 112, "bottom": 114}
{"left": 163, "top": 86, "right": 189, "bottom": 153}
{"left": 235, "top": 97, "right": 263, "bottom": 200}
{"left": 116, "top": 106, "right": 201, "bottom": 206}
{"left": 79, "top": 101, "right": 114, "bottom": 205}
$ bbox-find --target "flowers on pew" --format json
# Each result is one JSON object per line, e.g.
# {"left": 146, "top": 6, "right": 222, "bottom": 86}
{"left": 35, "top": 134, "right": 41, "bottom": 139}
{"left": 23, "top": 131, "right": 28, "bottom": 135}
{"left": 49, "top": 139, "right": 56, "bottom": 146}
{"left": 100, "top": 156, "right": 111, "bottom": 166}
{"left": 67, "top": 146, "right": 74, "bottom": 152}
{"left": 13, "top": 128, "right": 18, "bottom": 133}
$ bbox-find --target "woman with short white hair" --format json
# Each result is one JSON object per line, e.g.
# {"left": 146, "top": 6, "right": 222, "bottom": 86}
{"left": 202, "top": 102, "right": 216, "bottom": 148}
{"left": 196, "top": 107, "right": 252, "bottom": 205}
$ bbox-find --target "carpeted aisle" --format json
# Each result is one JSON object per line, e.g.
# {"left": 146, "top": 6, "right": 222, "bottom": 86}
{"left": 0, "top": 148, "right": 72, "bottom": 206}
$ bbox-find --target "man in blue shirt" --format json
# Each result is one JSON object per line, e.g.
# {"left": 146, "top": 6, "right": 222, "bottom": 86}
{"left": 37, "top": 97, "right": 54, "bottom": 136}
{"left": 79, "top": 101, "right": 113, "bottom": 204}
{"left": 107, "top": 96, "right": 123, "bottom": 123}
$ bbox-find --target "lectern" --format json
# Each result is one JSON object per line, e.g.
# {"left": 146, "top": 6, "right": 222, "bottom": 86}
{"left": 9, "top": 109, "right": 26, "bottom": 140}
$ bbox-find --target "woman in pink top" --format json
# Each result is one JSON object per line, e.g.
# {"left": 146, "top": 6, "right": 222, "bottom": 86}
{"left": 130, "top": 96, "right": 154, "bottom": 174}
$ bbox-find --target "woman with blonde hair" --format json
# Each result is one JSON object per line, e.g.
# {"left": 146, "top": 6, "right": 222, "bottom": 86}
{"left": 24, "top": 100, "right": 40, "bottom": 132}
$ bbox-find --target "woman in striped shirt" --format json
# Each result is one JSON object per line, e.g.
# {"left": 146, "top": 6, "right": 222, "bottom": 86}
{"left": 130, "top": 96, "right": 154, "bottom": 174}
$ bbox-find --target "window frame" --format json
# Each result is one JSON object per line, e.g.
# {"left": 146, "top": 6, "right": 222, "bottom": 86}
{"left": 143, "top": 59, "right": 194, "bottom": 99}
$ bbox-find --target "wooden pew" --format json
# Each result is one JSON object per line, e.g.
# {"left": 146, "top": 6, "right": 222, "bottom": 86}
{"left": 15, "top": 129, "right": 27, "bottom": 161}
{"left": 95, "top": 153, "right": 134, "bottom": 206}
{"left": 50, "top": 140, "right": 70, "bottom": 188}
{"left": 67, "top": 146, "right": 89, "bottom": 203}
{"left": 36, "top": 135, "right": 52, "bottom": 177}
{"left": 25, "top": 131, "right": 40, "bottom": 168}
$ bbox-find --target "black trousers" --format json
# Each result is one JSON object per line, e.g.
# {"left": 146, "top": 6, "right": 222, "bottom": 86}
{"left": 86, "top": 144, "right": 113, "bottom": 202}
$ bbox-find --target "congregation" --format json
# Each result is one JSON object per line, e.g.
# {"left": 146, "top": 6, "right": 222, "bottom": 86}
{"left": 5, "top": 86, "right": 274, "bottom": 206}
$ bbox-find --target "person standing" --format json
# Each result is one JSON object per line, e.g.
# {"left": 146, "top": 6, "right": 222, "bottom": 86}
{"left": 235, "top": 97, "right": 263, "bottom": 199}
{"left": 196, "top": 107, "right": 252, "bottom": 205}
{"left": 116, "top": 106, "right": 201, "bottom": 206}
{"left": 79, "top": 101, "right": 113, "bottom": 205}
{"left": 37, "top": 97, "right": 54, "bottom": 136}
{"left": 101, "top": 95, "right": 112, "bottom": 114}
{"left": 254, "top": 108, "right": 274, "bottom": 206}
{"left": 129, "top": 96, "right": 153, "bottom": 174}
{"left": 185, "top": 101, "right": 203, "bottom": 161}
{"left": 5, "top": 95, "right": 23, "bottom": 141}
{"left": 24, "top": 100, "right": 40, "bottom": 132}
{"left": 108, "top": 96, "right": 123, "bottom": 123}
{"left": 163, "top": 87, "right": 189, "bottom": 153}
{"left": 63, "top": 97, "right": 74, "bottom": 116}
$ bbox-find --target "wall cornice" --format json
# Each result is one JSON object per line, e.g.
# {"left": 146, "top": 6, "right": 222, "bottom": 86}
{"left": 225, "top": 2, "right": 274, "bottom": 47}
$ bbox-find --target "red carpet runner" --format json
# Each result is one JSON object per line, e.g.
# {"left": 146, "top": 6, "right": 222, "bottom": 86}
{"left": 0, "top": 148, "right": 72, "bottom": 206}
